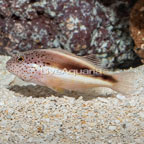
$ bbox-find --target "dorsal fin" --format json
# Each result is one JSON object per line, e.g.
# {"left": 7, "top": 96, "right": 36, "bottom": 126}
{"left": 83, "top": 54, "right": 101, "bottom": 66}
{"left": 33, "top": 48, "right": 108, "bottom": 73}
{"left": 47, "top": 48, "right": 103, "bottom": 70}
{"left": 46, "top": 48, "right": 109, "bottom": 71}
{"left": 50, "top": 48, "right": 76, "bottom": 56}
{"left": 82, "top": 54, "right": 108, "bottom": 70}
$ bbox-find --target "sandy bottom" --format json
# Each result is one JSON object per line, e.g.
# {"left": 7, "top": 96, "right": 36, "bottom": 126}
{"left": 0, "top": 55, "right": 144, "bottom": 144}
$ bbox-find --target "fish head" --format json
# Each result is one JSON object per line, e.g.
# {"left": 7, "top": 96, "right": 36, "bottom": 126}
{"left": 6, "top": 51, "right": 41, "bottom": 82}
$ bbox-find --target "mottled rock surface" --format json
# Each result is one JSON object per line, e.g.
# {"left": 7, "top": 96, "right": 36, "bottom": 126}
{"left": 130, "top": 0, "right": 144, "bottom": 63}
{"left": 0, "top": 0, "right": 140, "bottom": 68}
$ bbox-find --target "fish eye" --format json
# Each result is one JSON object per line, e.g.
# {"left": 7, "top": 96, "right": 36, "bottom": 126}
{"left": 17, "top": 56, "right": 24, "bottom": 62}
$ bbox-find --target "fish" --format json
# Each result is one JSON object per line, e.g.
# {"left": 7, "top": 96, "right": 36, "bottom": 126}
{"left": 6, "top": 48, "right": 138, "bottom": 96}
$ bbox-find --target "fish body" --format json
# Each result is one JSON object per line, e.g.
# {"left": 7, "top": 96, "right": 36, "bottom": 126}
{"left": 6, "top": 49, "right": 137, "bottom": 95}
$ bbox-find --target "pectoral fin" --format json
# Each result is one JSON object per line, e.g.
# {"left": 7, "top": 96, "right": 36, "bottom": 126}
{"left": 51, "top": 87, "right": 65, "bottom": 93}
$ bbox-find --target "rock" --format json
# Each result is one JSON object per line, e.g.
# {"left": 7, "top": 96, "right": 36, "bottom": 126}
{"left": 0, "top": 0, "right": 140, "bottom": 68}
{"left": 0, "top": 16, "right": 59, "bottom": 54}
{"left": 130, "top": 0, "right": 144, "bottom": 63}
{"left": 98, "top": 0, "right": 137, "bottom": 7}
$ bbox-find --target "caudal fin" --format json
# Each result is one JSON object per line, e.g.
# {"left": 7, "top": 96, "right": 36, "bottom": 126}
{"left": 110, "top": 72, "right": 140, "bottom": 96}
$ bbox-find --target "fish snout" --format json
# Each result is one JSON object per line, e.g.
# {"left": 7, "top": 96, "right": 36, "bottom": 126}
{"left": 6, "top": 58, "right": 16, "bottom": 73}
{"left": 6, "top": 58, "right": 12, "bottom": 72}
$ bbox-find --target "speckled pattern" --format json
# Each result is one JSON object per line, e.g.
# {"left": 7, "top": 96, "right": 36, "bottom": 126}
{"left": 6, "top": 50, "right": 60, "bottom": 83}
{"left": 130, "top": 0, "right": 144, "bottom": 63}
{"left": 0, "top": 0, "right": 140, "bottom": 68}
{"left": 6, "top": 49, "right": 141, "bottom": 96}
{"left": 0, "top": 16, "right": 59, "bottom": 51}
{"left": 0, "top": 55, "right": 144, "bottom": 143}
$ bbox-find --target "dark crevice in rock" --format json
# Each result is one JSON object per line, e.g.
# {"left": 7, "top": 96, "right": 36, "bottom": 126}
{"left": 36, "top": 10, "right": 44, "bottom": 16}
{"left": 29, "top": 0, "right": 40, "bottom": 4}
{"left": 59, "top": 43, "right": 65, "bottom": 49}
{"left": 26, "top": 18, "right": 32, "bottom": 21}
{"left": 11, "top": 14, "right": 20, "bottom": 20}
{"left": 0, "top": 14, "right": 5, "bottom": 19}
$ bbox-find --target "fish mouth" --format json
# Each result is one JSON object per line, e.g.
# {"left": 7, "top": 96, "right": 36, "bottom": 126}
{"left": 6, "top": 58, "right": 15, "bottom": 73}
{"left": 6, "top": 59, "right": 11, "bottom": 72}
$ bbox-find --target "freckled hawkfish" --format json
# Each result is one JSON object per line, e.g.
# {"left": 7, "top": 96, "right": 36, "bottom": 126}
{"left": 6, "top": 49, "right": 138, "bottom": 96}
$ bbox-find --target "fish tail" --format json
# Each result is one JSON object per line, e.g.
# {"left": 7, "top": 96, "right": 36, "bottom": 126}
{"left": 110, "top": 72, "right": 138, "bottom": 96}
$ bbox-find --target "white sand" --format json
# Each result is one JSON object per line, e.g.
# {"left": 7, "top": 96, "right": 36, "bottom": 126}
{"left": 0, "top": 55, "right": 144, "bottom": 144}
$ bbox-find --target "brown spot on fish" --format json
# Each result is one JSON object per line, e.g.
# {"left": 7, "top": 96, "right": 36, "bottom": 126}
{"left": 43, "top": 62, "right": 50, "bottom": 66}
{"left": 100, "top": 74, "right": 118, "bottom": 83}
